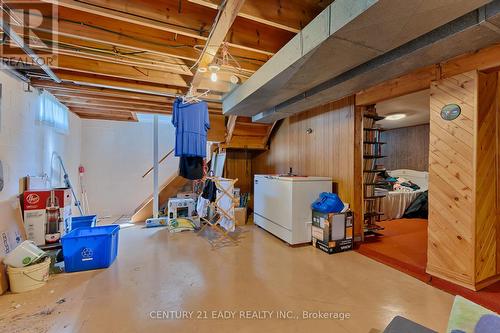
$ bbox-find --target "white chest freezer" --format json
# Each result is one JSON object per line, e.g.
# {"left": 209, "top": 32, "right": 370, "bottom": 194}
{"left": 253, "top": 175, "right": 332, "bottom": 245}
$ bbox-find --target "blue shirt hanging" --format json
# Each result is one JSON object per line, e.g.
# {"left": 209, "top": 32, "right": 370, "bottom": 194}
{"left": 172, "top": 97, "right": 210, "bottom": 157}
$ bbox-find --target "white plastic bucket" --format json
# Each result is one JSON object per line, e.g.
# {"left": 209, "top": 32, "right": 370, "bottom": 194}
{"left": 7, "top": 257, "right": 51, "bottom": 293}
{"left": 3, "top": 240, "right": 46, "bottom": 268}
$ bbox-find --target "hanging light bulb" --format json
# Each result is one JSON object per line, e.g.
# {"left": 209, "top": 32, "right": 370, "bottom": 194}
{"left": 208, "top": 64, "right": 220, "bottom": 83}
{"left": 211, "top": 72, "right": 218, "bottom": 82}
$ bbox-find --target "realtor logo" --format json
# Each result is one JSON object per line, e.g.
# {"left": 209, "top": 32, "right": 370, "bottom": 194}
{"left": 0, "top": 1, "right": 59, "bottom": 70}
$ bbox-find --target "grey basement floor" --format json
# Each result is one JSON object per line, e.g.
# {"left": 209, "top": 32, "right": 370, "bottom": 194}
{"left": 0, "top": 223, "right": 453, "bottom": 333}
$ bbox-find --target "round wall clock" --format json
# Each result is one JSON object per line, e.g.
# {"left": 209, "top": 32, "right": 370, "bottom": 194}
{"left": 441, "top": 104, "right": 461, "bottom": 121}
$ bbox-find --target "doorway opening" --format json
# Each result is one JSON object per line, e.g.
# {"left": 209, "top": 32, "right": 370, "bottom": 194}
{"left": 359, "top": 89, "right": 431, "bottom": 281}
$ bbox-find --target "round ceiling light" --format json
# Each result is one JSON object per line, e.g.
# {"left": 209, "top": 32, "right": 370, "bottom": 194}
{"left": 385, "top": 113, "right": 406, "bottom": 121}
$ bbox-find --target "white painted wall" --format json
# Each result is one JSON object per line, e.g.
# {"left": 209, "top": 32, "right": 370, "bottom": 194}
{"left": 0, "top": 71, "right": 82, "bottom": 215}
{"left": 81, "top": 118, "right": 178, "bottom": 217}
{"left": 0, "top": 69, "right": 179, "bottom": 218}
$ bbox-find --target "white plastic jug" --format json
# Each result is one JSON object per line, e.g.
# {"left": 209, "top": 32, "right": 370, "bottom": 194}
{"left": 3, "top": 240, "right": 46, "bottom": 268}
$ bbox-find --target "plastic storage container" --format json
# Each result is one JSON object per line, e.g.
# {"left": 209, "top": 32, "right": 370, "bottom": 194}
{"left": 70, "top": 215, "right": 97, "bottom": 231}
{"left": 3, "top": 240, "right": 46, "bottom": 268}
{"left": 61, "top": 225, "right": 119, "bottom": 272}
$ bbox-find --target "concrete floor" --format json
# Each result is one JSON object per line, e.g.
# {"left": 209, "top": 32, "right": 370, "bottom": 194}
{"left": 0, "top": 224, "right": 453, "bottom": 333}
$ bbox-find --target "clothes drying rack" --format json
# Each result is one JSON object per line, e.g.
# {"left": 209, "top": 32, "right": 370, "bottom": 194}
{"left": 198, "top": 176, "right": 239, "bottom": 248}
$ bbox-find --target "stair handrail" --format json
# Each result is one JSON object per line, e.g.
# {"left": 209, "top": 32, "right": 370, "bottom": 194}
{"left": 142, "top": 148, "right": 175, "bottom": 178}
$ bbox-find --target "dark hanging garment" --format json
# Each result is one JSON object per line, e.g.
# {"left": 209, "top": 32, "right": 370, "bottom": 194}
{"left": 201, "top": 179, "right": 217, "bottom": 202}
{"left": 179, "top": 156, "right": 204, "bottom": 180}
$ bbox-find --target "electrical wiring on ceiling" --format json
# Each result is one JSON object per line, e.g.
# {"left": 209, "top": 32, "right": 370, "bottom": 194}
{"left": 10, "top": 9, "right": 267, "bottom": 68}
{"left": 189, "top": 0, "right": 228, "bottom": 72}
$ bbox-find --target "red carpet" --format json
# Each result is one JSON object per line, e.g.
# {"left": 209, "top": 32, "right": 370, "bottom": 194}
{"left": 356, "top": 218, "right": 500, "bottom": 313}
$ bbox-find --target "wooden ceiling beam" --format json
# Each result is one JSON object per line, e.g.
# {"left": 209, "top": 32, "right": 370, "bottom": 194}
{"left": 39, "top": 71, "right": 225, "bottom": 101}
{"left": 49, "top": 91, "right": 173, "bottom": 105}
{"left": 61, "top": 100, "right": 172, "bottom": 113}
{"left": 56, "top": 95, "right": 222, "bottom": 114}
{"left": 51, "top": 55, "right": 190, "bottom": 87}
{"left": 69, "top": 105, "right": 170, "bottom": 115}
{"left": 60, "top": 99, "right": 222, "bottom": 115}
{"left": 188, "top": 0, "right": 332, "bottom": 33}
{"left": 51, "top": 71, "right": 186, "bottom": 95}
{"left": 191, "top": 0, "right": 245, "bottom": 89}
{"left": 356, "top": 44, "right": 500, "bottom": 106}
{"left": 9, "top": 9, "right": 200, "bottom": 62}
{"left": 77, "top": 112, "right": 138, "bottom": 122}
{"left": 54, "top": 93, "right": 170, "bottom": 107}
{"left": 37, "top": 0, "right": 288, "bottom": 56}
{"left": 53, "top": 93, "right": 222, "bottom": 110}
{"left": 28, "top": 43, "right": 193, "bottom": 76}
{"left": 30, "top": 79, "right": 182, "bottom": 100}
{"left": 10, "top": 5, "right": 268, "bottom": 73}
{"left": 225, "top": 115, "right": 238, "bottom": 143}
{"left": 41, "top": 0, "right": 210, "bottom": 40}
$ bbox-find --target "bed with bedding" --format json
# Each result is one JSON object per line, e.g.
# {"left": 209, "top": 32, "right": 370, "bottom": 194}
{"left": 379, "top": 169, "right": 429, "bottom": 220}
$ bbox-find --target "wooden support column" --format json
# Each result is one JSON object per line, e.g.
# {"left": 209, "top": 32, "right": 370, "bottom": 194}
{"left": 427, "top": 70, "right": 500, "bottom": 290}
{"left": 353, "top": 105, "right": 364, "bottom": 241}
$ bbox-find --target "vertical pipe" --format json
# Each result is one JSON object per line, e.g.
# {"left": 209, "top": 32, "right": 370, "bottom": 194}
{"left": 153, "top": 115, "right": 159, "bottom": 219}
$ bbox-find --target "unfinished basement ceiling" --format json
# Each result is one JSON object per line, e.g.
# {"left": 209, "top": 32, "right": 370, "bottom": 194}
{"left": 1, "top": 0, "right": 333, "bottom": 122}
{"left": 222, "top": 0, "right": 494, "bottom": 122}
{"left": 376, "top": 90, "right": 430, "bottom": 130}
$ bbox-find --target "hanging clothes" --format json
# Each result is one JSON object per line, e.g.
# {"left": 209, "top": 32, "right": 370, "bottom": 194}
{"left": 172, "top": 97, "right": 210, "bottom": 157}
{"left": 179, "top": 156, "right": 204, "bottom": 180}
{"left": 196, "top": 196, "right": 209, "bottom": 218}
{"left": 201, "top": 179, "right": 217, "bottom": 202}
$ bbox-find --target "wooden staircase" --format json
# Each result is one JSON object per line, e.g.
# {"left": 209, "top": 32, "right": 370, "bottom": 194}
{"left": 131, "top": 173, "right": 189, "bottom": 222}
{"left": 221, "top": 116, "right": 275, "bottom": 150}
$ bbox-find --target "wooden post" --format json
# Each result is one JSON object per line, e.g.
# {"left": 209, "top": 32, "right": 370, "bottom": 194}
{"left": 427, "top": 70, "right": 500, "bottom": 290}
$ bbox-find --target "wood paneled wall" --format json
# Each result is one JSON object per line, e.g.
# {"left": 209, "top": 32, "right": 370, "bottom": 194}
{"left": 381, "top": 125, "right": 430, "bottom": 171}
{"left": 253, "top": 96, "right": 363, "bottom": 237}
{"left": 427, "top": 70, "right": 499, "bottom": 290}
{"left": 224, "top": 150, "right": 253, "bottom": 195}
{"left": 497, "top": 72, "right": 500, "bottom": 275}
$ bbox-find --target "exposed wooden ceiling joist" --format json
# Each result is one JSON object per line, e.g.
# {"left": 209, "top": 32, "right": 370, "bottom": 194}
{"left": 29, "top": 79, "right": 182, "bottom": 99}
{"left": 5, "top": 0, "right": 332, "bottom": 122}
{"left": 53, "top": 71, "right": 187, "bottom": 96}
{"left": 77, "top": 110, "right": 138, "bottom": 122}
{"left": 51, "top": 55, "right": 189, "bottom": 87}
{"left": 9, "top": 6, "right": 266, "bottom": 75}
{"left": 33, "top": 73, "right": 225, "bottom": 101}
{"left": 39, "top": 0, "right": 292, "bottom": 56}
{"left": 191, "top": 0, "right": 245, "bottom": 89}
{"left": 56, "top": 96, "right": 222, "bottom": 113}
{"left": 188, "top": 0, "right": 333, "bottom": 33}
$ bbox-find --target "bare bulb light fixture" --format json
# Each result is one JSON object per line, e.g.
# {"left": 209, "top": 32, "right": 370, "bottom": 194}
{"left": 209, "top": 64, "right": 220, "bottom": 82}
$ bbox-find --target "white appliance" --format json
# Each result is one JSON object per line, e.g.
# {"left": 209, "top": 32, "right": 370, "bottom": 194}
{"left": 254, "top": 175, "right": 332, "bottom": 245}
{"left": 167, "top": 198, "right": 195, "bottom": 222}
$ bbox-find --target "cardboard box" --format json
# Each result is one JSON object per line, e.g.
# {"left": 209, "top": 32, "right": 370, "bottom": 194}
{"left": 23, "top": 189, "right": 72, "bottom": 247}
{"left": 234, "top": 207, "right": 247, "bottom": 226}
{"left": 312, "top": 210, "right": 353, "bottom": 254}
{"left": 313, "top": 238, "right": 354, "bottom": 254}
{"left": 0, "top": 199, "right": 27, "bottom": 294}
